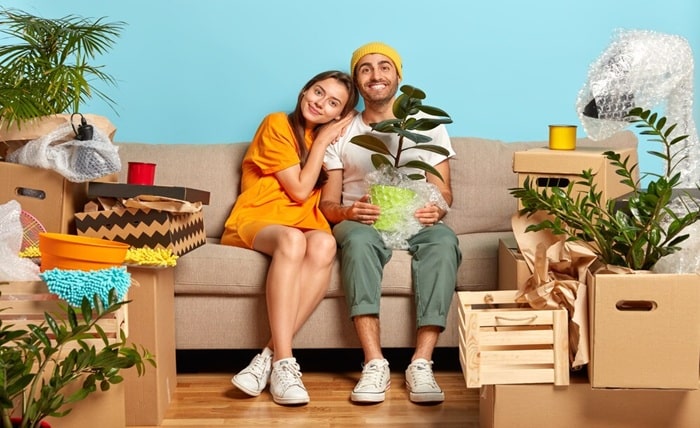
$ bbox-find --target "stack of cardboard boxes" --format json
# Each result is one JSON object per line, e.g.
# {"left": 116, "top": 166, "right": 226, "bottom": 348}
{"left": 481, "top": 146, "right": 700, "bottom": 427}
{"left": 0, "top": 118, "right": 207, "bottom": 426}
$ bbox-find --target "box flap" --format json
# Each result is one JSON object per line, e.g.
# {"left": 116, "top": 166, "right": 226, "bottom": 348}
{"left": 87, "top": 182, "right": 210, "bottom": 205}
{"left": 513, "top": 147, "right": 617, "bottom": 175}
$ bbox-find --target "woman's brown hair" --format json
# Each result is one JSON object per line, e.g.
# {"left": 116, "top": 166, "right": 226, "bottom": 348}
{"left": 287, "top": 70, "right": 358, "bottom": 188}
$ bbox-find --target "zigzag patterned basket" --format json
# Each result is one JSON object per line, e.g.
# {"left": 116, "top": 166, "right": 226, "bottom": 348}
{"left": 74, "top": 207, "right": 206, "bottom": 256}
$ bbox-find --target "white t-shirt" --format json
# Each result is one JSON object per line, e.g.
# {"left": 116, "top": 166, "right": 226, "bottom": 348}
{"left": 324, "top": 112, "right": 456, "bottom": 206}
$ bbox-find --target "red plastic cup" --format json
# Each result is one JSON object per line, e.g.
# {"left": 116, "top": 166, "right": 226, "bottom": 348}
{"left": 127, "top": 162, "right": 156, "bottom": 185}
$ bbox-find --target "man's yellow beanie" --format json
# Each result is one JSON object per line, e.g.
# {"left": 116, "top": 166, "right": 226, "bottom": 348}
{"left": 350, "top": 42, "right": 402, "bottom": 80}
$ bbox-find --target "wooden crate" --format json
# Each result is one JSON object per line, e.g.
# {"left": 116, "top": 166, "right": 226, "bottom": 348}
{"left": 0, "top": 281, "right": 127, "bottom": 352}
{"left": 458, "top": 290, "right": 569, "bottom": 388}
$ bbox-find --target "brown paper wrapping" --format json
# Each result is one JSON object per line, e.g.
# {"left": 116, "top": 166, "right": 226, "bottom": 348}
{"left": 121, "top": 195, "right": 203, "bottom": 214}
{"left": 511, "top": 212, "right": 596, "bottom": 369}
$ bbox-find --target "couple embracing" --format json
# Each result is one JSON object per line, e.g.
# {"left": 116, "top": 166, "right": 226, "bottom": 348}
{"left": 221, "top": 42, "right": 462, "bottom": 406}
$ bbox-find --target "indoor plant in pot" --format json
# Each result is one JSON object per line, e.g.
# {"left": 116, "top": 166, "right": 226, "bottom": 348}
{"left": 510, "top": 107, "right": 700, "bottom": 271}
{"left": 0, "top": 288, "right": 154, "bottom": 428}
{"left": 511, "top": 107, "right": 700, "bottom": 389}
{"left": 0, "top": 8, "right": 125, "bottom": 128}
{"left": 349, "top": 85, "right": 452, "bottom": 243}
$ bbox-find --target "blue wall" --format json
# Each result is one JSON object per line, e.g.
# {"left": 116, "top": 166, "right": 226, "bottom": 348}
{"left": 3, "top": 1, "right": 699, "bottom": 176}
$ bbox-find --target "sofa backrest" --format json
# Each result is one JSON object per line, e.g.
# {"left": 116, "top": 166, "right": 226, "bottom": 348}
{"left": 116, "top": 130, "right": 638, "bottom": 239}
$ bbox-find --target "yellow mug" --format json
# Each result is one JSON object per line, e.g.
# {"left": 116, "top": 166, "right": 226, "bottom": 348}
{"left": 548, "top": 125, "right": 577, "bottom": 150}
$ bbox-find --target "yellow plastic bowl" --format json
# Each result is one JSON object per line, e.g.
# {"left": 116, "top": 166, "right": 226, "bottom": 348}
{"left": 39, "top": 232, "right": 130, "bottom": 271}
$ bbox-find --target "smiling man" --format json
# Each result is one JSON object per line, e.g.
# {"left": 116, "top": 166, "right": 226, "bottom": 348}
{"left": 320, "top": 42, "right": 462, "bottom": 405}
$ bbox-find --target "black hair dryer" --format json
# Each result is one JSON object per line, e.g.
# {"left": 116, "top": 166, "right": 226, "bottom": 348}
{"left": 71, "top": 112, "right": 94, "bottom": 141}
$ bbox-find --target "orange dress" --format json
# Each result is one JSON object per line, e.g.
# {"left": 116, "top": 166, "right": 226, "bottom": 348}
{"left": 220, "top": 112, "right": 330, "bottom": 248}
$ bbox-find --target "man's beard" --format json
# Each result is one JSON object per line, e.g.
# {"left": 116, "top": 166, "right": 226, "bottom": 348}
{"left": 360, "top": 80, "right": 398, "bottom": 109}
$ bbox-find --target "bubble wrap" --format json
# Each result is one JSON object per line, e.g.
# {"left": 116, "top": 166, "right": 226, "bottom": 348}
{"left": 0, "top": 200, "right": 41, "bottom": 281}
{"left": 576, "top": 29, "right": 698, "bottom": 187}
{"left": 576, "top": 29, "right": 700, "bottom": 273}
{"left": 7, "top": 122, "right": 121, "bottom": 182}
{"left": 365, "top": 165, "right": 449, "bottom": 249}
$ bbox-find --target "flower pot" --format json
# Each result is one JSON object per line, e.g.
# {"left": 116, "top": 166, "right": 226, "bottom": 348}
{"left": 10, "top": 417, "right": 51, "bottom": 428}
{"left": 369, "top": 184, "right": 417, "bottom": 232}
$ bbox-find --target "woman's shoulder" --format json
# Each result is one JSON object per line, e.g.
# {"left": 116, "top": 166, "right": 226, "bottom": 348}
{"left": 261, "top": 111, "right": 289, "bottom": 127}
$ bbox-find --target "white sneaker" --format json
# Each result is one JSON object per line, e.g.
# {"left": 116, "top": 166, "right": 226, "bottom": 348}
{"left": 351, "top": 358, "right": 391, "bottom": 403}
{"left": 270, "top": 357, "right": 309, "bottom": 405}
{"left": 231, "top": 348, "right": 272, "bottom": 396}
{"left": 405, "top": 358, "right": 444, "bottom": 403}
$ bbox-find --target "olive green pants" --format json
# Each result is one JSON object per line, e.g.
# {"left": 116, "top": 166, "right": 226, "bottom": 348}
{"left": 332, "top": 221, "right": 462, "bottom": 329}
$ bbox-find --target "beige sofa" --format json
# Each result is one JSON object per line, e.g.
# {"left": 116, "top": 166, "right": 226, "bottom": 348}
{"left": 115, "top": 131, "right": 637, "bottom": 350}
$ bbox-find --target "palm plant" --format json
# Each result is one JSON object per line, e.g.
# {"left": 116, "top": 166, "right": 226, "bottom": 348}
{"left": 349, "top": 85, "right": 452, "bottom": 181}
{"left": 0, "top": 8, "right": 125, "bottom": 128}
{"left": 0, "top": 288, "right": 154, "bottom": 428}
{"left": 511, "top": 107, "right": 700, "bottom": 270}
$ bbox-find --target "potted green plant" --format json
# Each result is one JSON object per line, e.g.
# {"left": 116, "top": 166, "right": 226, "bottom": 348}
{"left": 350, "top": 84, "right": 452, "bottom": 180}
{"left": 0, "top": 287, "right": 154, "bottom": 428}
{"left": 349, "top": 85, "right": 452, "bottom": 233}
{"left": 0, "top": 8, "right": 125, "bottom": 128}
{"left": 510, "top": 107, "right": 700, "bottom": 270}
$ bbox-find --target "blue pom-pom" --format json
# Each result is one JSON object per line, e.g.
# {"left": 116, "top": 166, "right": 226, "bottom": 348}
{"left": 40, "top": 266, "right": 131, "bottom": 307}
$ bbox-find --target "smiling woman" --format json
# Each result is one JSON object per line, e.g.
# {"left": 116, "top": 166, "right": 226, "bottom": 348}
{"left": 219, "top": 70, "right": 359, "bottom": 406}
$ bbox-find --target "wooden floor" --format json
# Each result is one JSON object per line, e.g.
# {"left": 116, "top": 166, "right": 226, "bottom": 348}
{"left": 130, "top": 349, "right": 481, "bottom": 428}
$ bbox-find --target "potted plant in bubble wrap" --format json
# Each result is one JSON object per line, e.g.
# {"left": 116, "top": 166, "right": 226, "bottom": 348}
{"left": 510, "top": 107, "right": 700, "bottom": 271}
{"left": 0, "top": 8, "right": 125, "bottom": 128}
{"left": 349, "top": 85, "right": 452, "bottom": 234}
{"left": 0, "top": 288, "right": 154, "bottom": 428}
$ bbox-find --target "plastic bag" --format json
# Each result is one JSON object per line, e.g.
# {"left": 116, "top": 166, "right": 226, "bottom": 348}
{"left": 7, "top": 122, "right": 121, "bottom": 182}
{"left": 0, "top": 200, "right": 41, "bottom": 281}
{"left": 366, "top": 165, "right": 449, "bottom": 249}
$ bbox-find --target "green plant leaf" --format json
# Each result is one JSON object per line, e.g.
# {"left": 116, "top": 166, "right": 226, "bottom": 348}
{"left": 403, "top": 144, "right": 450, "bottom": 156}
{"left": 395, "top": 128, "right": 432, "bottom": 144}
{"left": 349, "top": 135, "right": 393, "bottom": 155}
{"left": 402, "top": 160, "right": 444, "bottom": 181}
{"left": 417, "top": 105, "right": 451, "bottom": 119}
{"left": 371, "top": 153, "right": 393, "bottom": 170}
{"left": 409, "top": 117, "right": 453, "bottom": 131}
{"left": 399, "top": 85, "right": 426, "bottom": 100}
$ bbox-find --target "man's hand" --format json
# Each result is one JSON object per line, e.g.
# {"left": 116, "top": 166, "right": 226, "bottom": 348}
{"left": 347, "top": 194, "right": 381, "bottom": 225}
{"left": 415, "top": 203, "right": 442, "bottom": 226}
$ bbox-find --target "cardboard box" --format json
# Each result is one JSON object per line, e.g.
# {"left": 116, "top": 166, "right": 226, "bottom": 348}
{"left": 0, "top": 114, "right": 117, "bottom": 159}
{"left": 45, "top": 382, "right": 125, "bottom": 428}
{"left": 74, "top": 206, "right": 206, "bottom": 256}
{"left": 497, "top": 238, "right": 531, "bottom": 290}
{"left": 0, "top": 281, "right": 126, "bottom": 428}
{"left": 0, "top": 281, "right": 127, "bottom": 352}
{"left": 513, "top": 146, "right": 638, "bottom": 208}
{"left": 87, "top": 181, "right": 210, "bottom": 204}
{"left": 123, "top": 266, "right": 176, "bottom": 426}
{"left": 458, "top": 290, "right": 569, "bottom": 388}
{"left": 586, "top": 268, "right": 700, "bottom": 390}
{"left": 0, "top": 161, "right": 92, "bottom": 234}
{"left": 481, "top": 374, "right": 700, "bottom": 428}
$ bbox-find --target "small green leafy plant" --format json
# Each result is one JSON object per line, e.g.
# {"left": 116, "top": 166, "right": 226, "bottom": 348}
{"left": 349, "top": 85, "right": 452, "bottom": 181}
{"left": 510, "top": 107, "right": 700, "bottom": 270}
{"left": 0, "top": 8, "right": 125, "bottom": 128}
{"left": 0, "top": 288, "right": 154, "bottom": 428}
